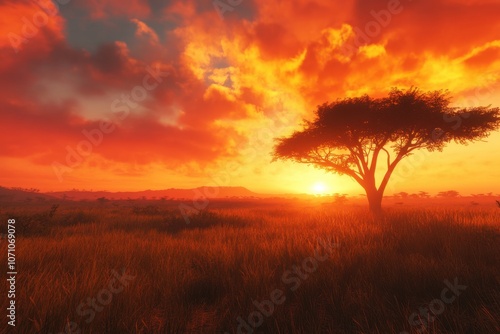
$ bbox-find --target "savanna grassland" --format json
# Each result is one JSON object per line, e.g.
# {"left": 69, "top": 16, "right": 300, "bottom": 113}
{"left": 1, "top": 199, "right": 499, "bottom": 334}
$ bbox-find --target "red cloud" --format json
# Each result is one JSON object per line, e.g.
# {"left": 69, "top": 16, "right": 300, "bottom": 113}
{"left": 78, "top": 0, "right": 150, "bottom": 19}
{"left": 1, "top": 0, "right": 499, "bottom": 189}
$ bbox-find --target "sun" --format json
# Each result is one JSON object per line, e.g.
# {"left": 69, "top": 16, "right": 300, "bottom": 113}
{"left": 311, "top": 182, "right": 328, "bottom": 195}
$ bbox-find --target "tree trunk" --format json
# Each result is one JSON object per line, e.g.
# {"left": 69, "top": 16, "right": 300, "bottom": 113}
{"left": 366, "top": 188, "right": 383, "bottom": 215}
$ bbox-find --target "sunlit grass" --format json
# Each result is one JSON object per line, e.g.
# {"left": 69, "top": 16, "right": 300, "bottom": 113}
{"left": 1, "top": 202, "right": 499, "bottom": 333}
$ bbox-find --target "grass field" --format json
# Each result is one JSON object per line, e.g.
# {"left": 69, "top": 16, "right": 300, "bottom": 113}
{"left": 1, "top": 199, "right": 499, "bottom": 334}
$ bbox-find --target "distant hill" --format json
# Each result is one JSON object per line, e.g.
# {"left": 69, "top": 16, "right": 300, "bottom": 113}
{"left": 0, "top": 186, "right": 56, "bottom": 203}
{"left": 46, "top": 186, "right": 260, "bottom": 201}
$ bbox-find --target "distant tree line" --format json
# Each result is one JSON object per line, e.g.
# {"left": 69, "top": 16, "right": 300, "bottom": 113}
{"left": 392, "top": 190, "right": 499, "bottom": 198}
{"left": 10, "top": 187, "right": 40, "bottom": 193}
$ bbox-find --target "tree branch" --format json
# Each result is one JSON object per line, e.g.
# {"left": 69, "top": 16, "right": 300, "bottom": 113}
{"left": 305, "top": 150, "right": 364, "bottom": 185}
{"left": 381, "top": 147, "right": 391, "bottom": 169}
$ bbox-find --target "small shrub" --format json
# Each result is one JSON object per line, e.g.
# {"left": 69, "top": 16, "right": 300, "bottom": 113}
{"left": 131, "top": 205, "right": 161, "bottom": 215}
{"left": 56, "top": 211, "right": 97, "bottom": 226}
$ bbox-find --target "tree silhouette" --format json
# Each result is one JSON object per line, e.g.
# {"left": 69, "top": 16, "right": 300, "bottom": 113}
{"left": 437, "top": 190, "right": 460, "bottom": 198}
{"left": 333, "top": 193, "right": 348, "bottom": 205}
{"left": 394, "top": 192, "right": 409, "bottom": 199}
{"left": 418, "top": 191, "right": 431, "bottom": 198}
{"left": 273, "top": 88, "right": 499, "bottom": 214}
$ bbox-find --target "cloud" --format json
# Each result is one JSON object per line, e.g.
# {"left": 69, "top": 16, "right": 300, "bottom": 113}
{"left": 1, "top": 0, "right": 499, "bottom": 190}
{"left": 0, "top": 0, "right": 65, "bottom": 54}
{"left": 78, "top": 0, "right": 150, "bottom": 19}
{"left": 130, "top": 18, "right": 159, "bottom": 44}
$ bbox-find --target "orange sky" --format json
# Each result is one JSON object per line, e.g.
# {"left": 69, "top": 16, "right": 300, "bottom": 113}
{"left": 0, "top": 0, "right": 499, "bottom": 195}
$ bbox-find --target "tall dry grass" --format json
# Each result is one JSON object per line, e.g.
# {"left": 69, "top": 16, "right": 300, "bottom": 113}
{"left": 0, "top": 201, "right": 499, "bottom": 333}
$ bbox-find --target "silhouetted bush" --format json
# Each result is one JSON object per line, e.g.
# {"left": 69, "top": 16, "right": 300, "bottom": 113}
{"left": 131, "top": 205, "right": 161, "bottom": 215}
{"left": 56, "top": 211, "right": 97, "bottom": 226}
{"left": 162, "top": 210, "right": 247, "bottom": 234}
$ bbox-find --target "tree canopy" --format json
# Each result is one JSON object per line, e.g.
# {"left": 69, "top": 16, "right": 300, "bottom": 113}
{"left": 273, "top": 88, "right": 500, "bottom": 213}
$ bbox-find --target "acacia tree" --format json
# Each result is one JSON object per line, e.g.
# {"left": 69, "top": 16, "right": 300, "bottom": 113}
{"left": 273, "top": 88, "right": 499, "bottom": 214}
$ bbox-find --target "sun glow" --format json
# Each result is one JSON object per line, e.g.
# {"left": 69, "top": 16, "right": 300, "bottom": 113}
{"left": 311, "top": 182, "right": 328, "bottom": 195}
